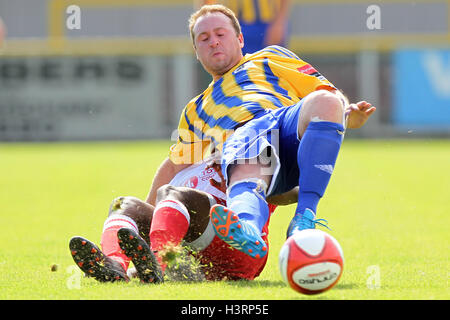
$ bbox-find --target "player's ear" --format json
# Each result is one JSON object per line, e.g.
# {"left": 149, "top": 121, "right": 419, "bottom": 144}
{"left": 238, "top": 32, "right": 244, "bottom": 49}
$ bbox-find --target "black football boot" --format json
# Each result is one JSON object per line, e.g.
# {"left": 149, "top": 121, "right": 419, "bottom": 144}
{"left": 69, "top": 236, "right": 129, "bottom": 282}
{"left": 117, "top": 228, "right": 164, "bottom": 284}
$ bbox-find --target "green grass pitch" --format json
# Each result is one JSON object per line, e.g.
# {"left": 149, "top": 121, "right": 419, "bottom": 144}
{"left": 0, "top": 139, "right": 448, "bottom": 300}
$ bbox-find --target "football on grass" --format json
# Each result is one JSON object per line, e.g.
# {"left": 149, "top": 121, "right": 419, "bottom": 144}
{"left": 279, "top": 229, "right": 344, "bottom": 295}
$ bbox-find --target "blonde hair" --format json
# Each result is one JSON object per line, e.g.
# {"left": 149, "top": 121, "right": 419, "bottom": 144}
{"left": 188, "top": 4, "right": 241, "bottom": 43}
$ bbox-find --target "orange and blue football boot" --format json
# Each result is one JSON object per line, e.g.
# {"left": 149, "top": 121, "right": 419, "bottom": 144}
{"left": 210, "top": 204, "right": 268, "bottom": 259}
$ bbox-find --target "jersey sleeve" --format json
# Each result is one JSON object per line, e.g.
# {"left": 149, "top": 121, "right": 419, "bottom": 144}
{"left": 259, "top": 46, "right": 337, "bottom": 98}
{"left": 274, "top": 60, "right": 336, "bottom": 98}
{"left": 168, "top": 100, "right": 211, "bottom": 165}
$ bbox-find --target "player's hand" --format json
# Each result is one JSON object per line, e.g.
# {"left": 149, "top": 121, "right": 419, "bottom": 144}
{"left": 345, "top": 101, "right": 376, "bottom": 129}
{"left": 205, "top": 155, "right": 226, "bottom": 193}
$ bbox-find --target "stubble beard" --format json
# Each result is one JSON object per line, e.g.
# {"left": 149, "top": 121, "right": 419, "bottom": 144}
{"left": 204, "top": 52, "right": 241, "bottom": 79}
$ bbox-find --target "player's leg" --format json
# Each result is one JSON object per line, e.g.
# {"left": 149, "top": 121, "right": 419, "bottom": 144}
{"left": 226, "top": 161, "right": 272, "bottom": 232}
{"left": 151, "top": 185, "right": 212, "bottom": 247}
{"left": 211, "top": 114, "right": 282, "bottom": 258}
{"left": 287, "top": 90, "right": 345, "bottom": 236}
{"left": 100, "top": 196, "right": 154, "bottom": 272}
{"left": 69, "top": 236, "right": 129, "bottom": 282}
{"left": 116, "top": 227, "right": 164, "bottom": 283}
{"left": 210, "top": 160, "right": 272, "bottom": 259}
{"left": 69, "top": 196, "right": 154, "bottom": 282}
{"left": 118, "top": 185, "right": 213, "bottom": 282}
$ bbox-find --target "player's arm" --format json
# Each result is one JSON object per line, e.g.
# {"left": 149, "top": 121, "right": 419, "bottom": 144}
{"left": 145, "top": 158, "right": 190, "bottom": 206}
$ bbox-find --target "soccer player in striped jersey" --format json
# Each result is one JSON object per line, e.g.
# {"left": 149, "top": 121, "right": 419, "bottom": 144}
{"left": 69, "top": 4, "right": 375, "bottom": 283}
{"left": 147, "top": 4, "right": 375, "bottom": 260}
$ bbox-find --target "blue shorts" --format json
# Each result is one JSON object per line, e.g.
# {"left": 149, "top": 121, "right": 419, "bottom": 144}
{"left": 221, "top": 100, "right": 303, "bottom": 196}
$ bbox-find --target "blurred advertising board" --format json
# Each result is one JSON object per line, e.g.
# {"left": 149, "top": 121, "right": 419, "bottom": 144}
{"left": 393, "top": 49, "right": 450, "bottom": 130}
{"left": 0, "top": 56, "right": 166, "bottom": 141}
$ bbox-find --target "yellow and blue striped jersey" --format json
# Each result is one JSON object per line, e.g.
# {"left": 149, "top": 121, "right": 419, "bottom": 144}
{"left": 169, "top": 46, "right": 336, "bottom": 164}
{"left": 204, "top": 0, "right": 281, "bottom": 24}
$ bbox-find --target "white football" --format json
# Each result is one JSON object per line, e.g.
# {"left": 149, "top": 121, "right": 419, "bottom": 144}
{"left": 279, "top": 229, "right": 344, "bottom": 295}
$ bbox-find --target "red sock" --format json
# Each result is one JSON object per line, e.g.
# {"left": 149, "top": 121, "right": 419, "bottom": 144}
{"left": 150, "top": 199, "right": 190, "bottom": 270}
{"left": 100, "top": 215, "right": 139, "bottom": 271}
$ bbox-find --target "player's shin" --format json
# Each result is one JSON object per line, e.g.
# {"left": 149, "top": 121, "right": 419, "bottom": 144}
{"left": 226, "top": 179, "right": 269, "bottom": 232}
{"left": 100, "top": 214, "right": 139, "bottom": 271}
{"left": 210, "top": 178, "right": 269, "bottom": 258}
{"left": 149, "top": 199, "right": 190, "bottom": 270}
{"left": 291, "top": 121, "right": 344, "bottom": 234}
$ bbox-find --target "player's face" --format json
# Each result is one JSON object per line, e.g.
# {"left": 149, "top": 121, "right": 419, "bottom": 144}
{"left": 193, "top": 12, "right": 244, "bottom": 81}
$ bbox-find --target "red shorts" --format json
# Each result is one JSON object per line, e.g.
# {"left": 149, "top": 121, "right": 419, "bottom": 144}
{"left": 191, "top": 196, "right": 276, "bottom": 281}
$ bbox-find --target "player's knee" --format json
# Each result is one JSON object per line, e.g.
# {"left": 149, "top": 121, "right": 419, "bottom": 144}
{"left": 156, "top": 184, "right": 180, "bottom": 203}
{"left": 108, "top": 196, "right": 150, "bottom": 220}
{"left": 308, "top": 90, "right": 344, "bottom": 117}
{"left": 227, "top": 163, "right": 272, "bottom": 188}
{"left": 109, "top": 196, "right": 126, "bottom": 216}
{"left": 299, "top": 90, "right": 344, "bottom": 133}
{"left": 108, "top": 196, "right": 153, "bottom": 241}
